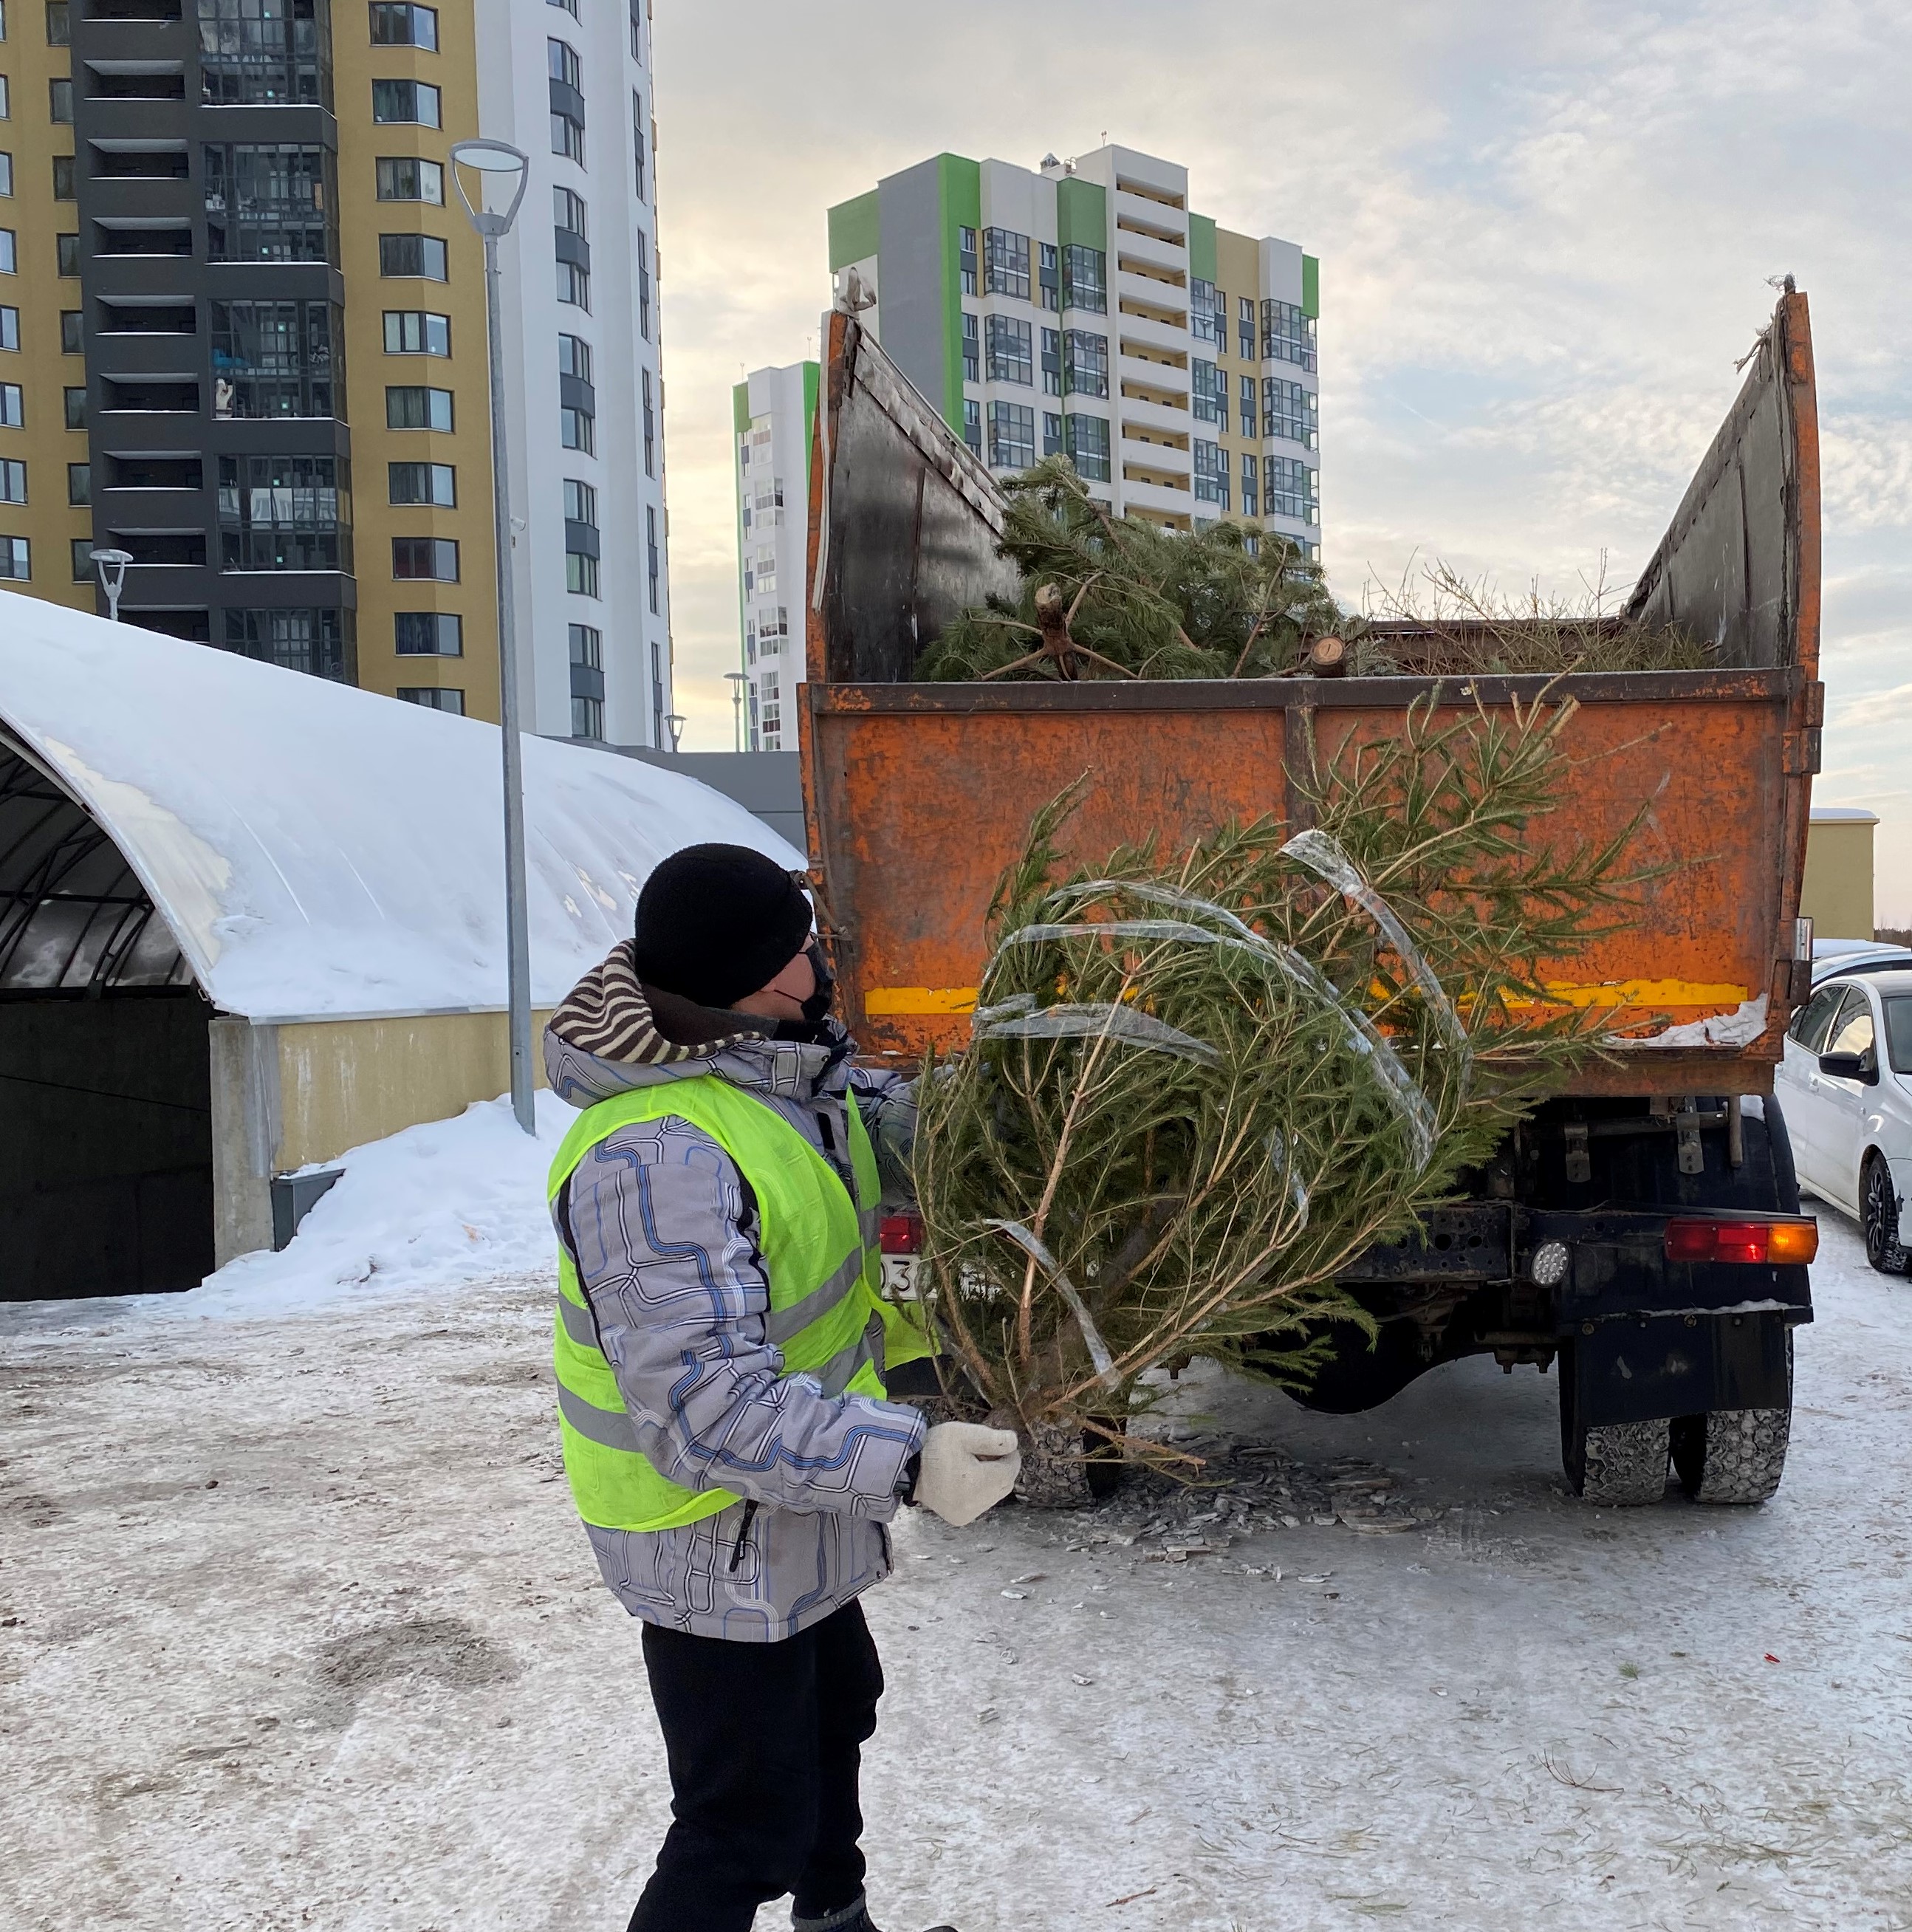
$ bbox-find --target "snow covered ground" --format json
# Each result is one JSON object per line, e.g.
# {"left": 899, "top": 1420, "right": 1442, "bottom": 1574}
{"left": 3, "top": 1146, "right": 1911, "bottom": 1931}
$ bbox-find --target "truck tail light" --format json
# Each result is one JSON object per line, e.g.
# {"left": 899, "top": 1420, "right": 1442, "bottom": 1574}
{"left": 1663, "top": 1217, "right": 1818, "bottom": 1265}
{"left": 880, "top": 1212, "right": 925, "bottom": 1256}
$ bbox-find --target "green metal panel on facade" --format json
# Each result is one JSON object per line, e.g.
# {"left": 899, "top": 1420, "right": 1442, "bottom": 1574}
{"left": 1055, "top": 177, "right": 1107, "bottom": 251}
{"left": 1188, "top": 213, "right": 1217, "bottom": 284}
{"left": 939, "top": 154, "right": 981, "bottom": 433}
{"left": 1302, "top": 253, "right": 1320, "bottom": 318}
{"left": 829, "top": 191, "right": 881, "bottom": 271}
{"left": 801, "top": 360, "right": 820, "bottom": 505}
{"left": 733, "top": 382, "right": 752, "bottom": 434}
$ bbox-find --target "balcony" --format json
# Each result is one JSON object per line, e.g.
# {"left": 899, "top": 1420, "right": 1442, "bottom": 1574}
{"left": 1118, "top": 394, "right": 1192, "bottom": 439}
{"left": 1114, "top": 306, "right": 1189, "bottom": 356}
{"left": 83, "top": 61, "right": 187, "bottom": 100}
{"left": 1114, "top": 225, "right": 1186, "bottom": 278}
{"left": 1118, "top": 335, "right": 1188, "bottom": 380}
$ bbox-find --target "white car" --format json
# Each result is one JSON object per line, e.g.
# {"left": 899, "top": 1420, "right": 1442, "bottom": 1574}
{"left": 1775, "top": 967, "right": 1912, "bottom": 1271}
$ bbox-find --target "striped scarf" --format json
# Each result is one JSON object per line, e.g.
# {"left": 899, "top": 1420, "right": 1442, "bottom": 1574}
{"left": 548, "top": 939, "right": 762, "bottom": 1067}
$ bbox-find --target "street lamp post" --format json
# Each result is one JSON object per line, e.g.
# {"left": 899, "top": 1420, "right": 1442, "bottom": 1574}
{"left": 90, "top": 548, "right": 133, "bottom": 623}
{"left": 723, "top": 670, "right": 747, "bottom": 753}
{"left": 450, "top": 137, "right": 536, "bottom": 1137}
{"left": 664, "top": 713, "right": 685, "bottom": 753}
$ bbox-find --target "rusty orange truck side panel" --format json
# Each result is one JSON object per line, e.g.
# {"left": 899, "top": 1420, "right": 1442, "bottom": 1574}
{"left": 803, "top": 295, "right": 1823, "bottom": 1100}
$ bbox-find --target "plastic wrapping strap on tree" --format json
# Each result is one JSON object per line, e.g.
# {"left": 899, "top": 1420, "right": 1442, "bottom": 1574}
{"left": 973, "top": 1001, "right": 1221, "bottom": 1067}
{"left": 1279, "top": 828, "right": 1473, "bottom": 1082}
{"left": 981, "top": 1218, "right": 1123, "bottom": 1393}
{"left": 996, "top": 918, "right": 1243, "bottom": 948}
{"left": 1267, "top": 1128, "right": 1311, "bottom": 1231}
{"left": 1044, "top": 876, "right": 1439, "bottom": 1171}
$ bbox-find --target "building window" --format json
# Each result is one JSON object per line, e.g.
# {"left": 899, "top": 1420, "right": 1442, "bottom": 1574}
{"left": 1262, "top": 377, "right": 1318, "bottom": 448}
{"left": 983, "top": 227, "right": 1030, "bottom": 301}
{"left": 569, "top": 620, "right": 602, "bottom": 668}
{"left": 205, "top": 144, "right": 336, "bottom": 264}
{"left": 758, "top": 669, "right": 780, "bottom": 744}
{"left": 1062, "top": 329, "right": 1109, "bottom": 400}
{"left": 212, "top": 300, "right": 338, "bottom": 419}
{"left": 985, "top": 313, "right": 1032, "bottom": 386}
{"left": 397, "top": 687, "right": 465, "bottom": 713}
{"left": 1064, "top": 412, "right": 1110, "bottom": 482}
{"left": 0, "top": 305, "right": 14, "bottom": 349}
{"left": 376, "top": 157, "right": 444, "bottom": 204}
{"left": 1041, "top": 326, "right": 1061, "bottom": 397}
{"left": 0, "top": 155, "right": 13, "bottom": 196}
{"left": 379, "top": 233, "right": 448, "bottom": 281}
{"left": 63, "top": 386, "right": 83, "bottom": 428}
{"left": 225, "top": 607, "right": 351, "bottom": 680}
{"left": 371, "top": 78, "right": 439, "bottom": 126}
{"left": 1238, "top": 295, "right": 1255, "bottom": 362}
{"left": 386, "top": 384, "right": 453, "bottom": 431}
{"left": 0, "top": 382, "right": 21, "bottom": 425}
{"left": 631, "top": 91, "right": 646, "bottom": 202}
{"left": 565, "top": 478, "right": 601, "bottom": 596}
{"left": 1043, "top": 411, "right": 1063, "bottom": 458}
{"left": 199, "top": 0, "right": 332, "bottom": 108}
{"left": 636, "top": 230, "right": 651, "bottom": 340}
{"left": 60, "top": 309, "right": 80, "bottom": 353}
{"left": 566, "top": 549, "right": 599, "bottom": 597}
{"left": 560, "top": 404, "right": 594, "bottom": 453}
{"left": 1264, "top": 454, "right": 1320, "bottom": 524}
{"left": 55, "top": 232, "right": 78, "bottom": 275}
{"left": 1261, "top": 299, "right": 1318, "bottom": 372}
{"left": 1062, "top": 244, "right": 1107, "bottom": 315}
{"left": 217, "top": 453, "right": 349, "bottom": 572}
{"left": 0, "top": 77, "right": 7, "bottom": 117}
{"left": 49, "top": 78, "right": 72, "bottom": 123}
{"left": 1192, "top": 358, "right": 1224, "bottom": 425}
{"left": 552, "top": 108, "right": 584, "bottom": 164}
{"left": 961, "top": 311, "right": 979, "bottom": 386}
{"left": 556, "top": 260, "right": 589, "bottom": 309}
{"left": 558, "top": 332, "right": 592, "bottom": 384}
{"left": 645, "top": 505, "right": 659, "bottom": 614}
{"left": 51, "top": 153, "right": 72, "bottom": 199}
{"left": 1239, "top": 373, "right": 1255, "bottom": 441}
{"left": 392, "top": 535, "right": 458, "bottom": 580}
{"left": 69, "top": 536, "right": 100, "bottom": 580}
{"left": 570, "top": 694, "right": 603, "bottom": 739}
{"left": 1193, "top": 439, "right": 1229, "bottom": 510}
{"left": 987, "top": 400, "right": 1035, "bottom": 472}
{"left": 553, "top": 184, "right": 586, "bottom": 239}
{"left": 549, "top": 0, "right": 578, "bottom": 15}
{"left": 383, "top": 309, "right": 450, "bottom": 355}
{"left": 642, "top": 368, "right": 655, "bottom": 476}
{"left": 547, "top": 34, "right": 580, "bottom": 89}
{"left": 67, "top": 462, "right": 89, "bottom": 504}
{"left": 0, "top": 229, "right": 13, "bottom": 273}
{"left": 549, "top": 37, "right": 584, "bottom": 162}
{"left": 1240, "top": 450, "right": 1258, "bottom": 518}
{"left": 0, "top": 459, "right": 24, "bottom": 503}
{"left": 0, "top": 535, "right": 27, "bottom": 580}
{"left": 395, "top": 610, "right": 462, "bottom": 655}
{"left": 958, "top": 225, "right": 976, "bottom": 297}
{"left": 962, "top": 397, "right": 981, "bottom": 456}
{"left": 369, "top": 2, "right": 437, "bottom": 49}
{"left": 1191, "top": 278, "right": 1224, "bottom": 348}
{"left": 1039, "top": 242, "right": 1060, "bottom": 313}
{"left": 46, "top": 2, "right": 69, "bottom": 47}
{"left": 563, "top": 476, "right": 597, "bottom": 528}
{"left": 388, "top": 460, "right": 454, "bottom": 506}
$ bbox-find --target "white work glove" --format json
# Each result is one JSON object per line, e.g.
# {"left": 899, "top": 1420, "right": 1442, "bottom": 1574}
{"left": 914, "top": 1423, "right": 1021, "bottom": 1528}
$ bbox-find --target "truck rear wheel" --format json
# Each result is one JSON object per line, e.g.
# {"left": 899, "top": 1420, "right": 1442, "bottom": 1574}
{"left": 1559, "top": 1341, "right": 1671, "bottom": 1503}
{"left": 1670, "top": 1406, "right": 1791, "bottom": 1503}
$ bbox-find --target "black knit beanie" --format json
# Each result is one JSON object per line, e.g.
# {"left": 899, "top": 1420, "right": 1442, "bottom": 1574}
{"left": 631, "top": 843, "right": 815, "bottom": 1009}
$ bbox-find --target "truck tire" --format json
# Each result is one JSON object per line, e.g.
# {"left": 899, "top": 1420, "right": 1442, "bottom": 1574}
{"left": 1671, "top": 1405, "right": 1791, "bottom": 1504}
{"left": 1861, "top": 1151, "right": 1907, "bottom": 1275}
{"left": 1558, "top": 1341, "right": 1671, "bottom": 1503}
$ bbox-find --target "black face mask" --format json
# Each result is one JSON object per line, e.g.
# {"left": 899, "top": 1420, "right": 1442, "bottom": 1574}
{"left": 800, "top": 939, "right": 837, "bottom": 1025}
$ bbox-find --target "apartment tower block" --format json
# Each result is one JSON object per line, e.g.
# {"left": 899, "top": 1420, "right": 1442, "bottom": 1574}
{"left": 0, "top": 0, "right": 672, "bottom": 742}
{"left": 827, "top": 144, "right": 1320, "bottom": 552}
{"left": 730, "top": 357, "right": 815, "bottom": 752}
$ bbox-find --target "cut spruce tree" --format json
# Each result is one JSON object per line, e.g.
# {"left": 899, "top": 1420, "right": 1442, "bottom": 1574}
{"left": 909, "top": 693, "right": 1650, "bottom": 1503}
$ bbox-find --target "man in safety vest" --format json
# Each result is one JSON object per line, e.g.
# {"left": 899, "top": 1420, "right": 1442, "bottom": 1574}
{"left": 545, "top": 842, "right": 1021, "bottom": 1932}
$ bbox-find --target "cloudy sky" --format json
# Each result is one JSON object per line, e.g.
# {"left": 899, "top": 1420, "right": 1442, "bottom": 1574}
{"left": 651, "top": 1, "right": 1912, "bottom": 916}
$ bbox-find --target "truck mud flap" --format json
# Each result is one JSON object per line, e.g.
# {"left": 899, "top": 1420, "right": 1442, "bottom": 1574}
{"left": 1565, "top": 1309, "right": 1794, "bottom": 1431}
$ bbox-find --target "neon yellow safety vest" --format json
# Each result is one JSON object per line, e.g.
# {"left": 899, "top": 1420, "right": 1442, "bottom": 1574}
{"left": 549, "top": 1077, "right": 934, "bottom": 1535}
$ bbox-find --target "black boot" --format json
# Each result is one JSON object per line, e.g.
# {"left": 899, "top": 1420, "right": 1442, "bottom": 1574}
{"left": 792, "top": 1901, "right": 958, "bottom": 1932}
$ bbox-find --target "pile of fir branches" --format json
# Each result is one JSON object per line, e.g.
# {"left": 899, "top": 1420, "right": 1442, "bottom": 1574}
{"left": 909, "top": 693, "right": 1645, "bottom": 1495}
{"left": 915, "top": 459, "right": 1708, "bottom": 683}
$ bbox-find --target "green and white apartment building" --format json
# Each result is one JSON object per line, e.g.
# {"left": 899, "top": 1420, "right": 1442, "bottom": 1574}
{"left": 828, "top": 143, "right": 1319, "bottom": 543}
{"left": 730, "top": 359, "right": 816, "bottom": 750}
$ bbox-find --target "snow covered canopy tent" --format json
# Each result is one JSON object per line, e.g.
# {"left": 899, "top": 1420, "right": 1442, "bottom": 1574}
{"left": 0, "top": 602, "right": 802, "bottom": 1298}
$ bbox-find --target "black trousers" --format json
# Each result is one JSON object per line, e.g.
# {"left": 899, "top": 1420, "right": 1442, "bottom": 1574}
{"left": 628, "top": 1599, "right": 884, "bottom": 1932}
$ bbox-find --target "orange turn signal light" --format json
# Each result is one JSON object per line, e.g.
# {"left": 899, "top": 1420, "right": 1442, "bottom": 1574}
{"left": 1663, "top": 1218, "right": 1818, "bottom": 1266}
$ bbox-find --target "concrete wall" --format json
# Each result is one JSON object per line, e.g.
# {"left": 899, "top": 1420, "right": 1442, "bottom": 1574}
{"left": 614, "top": 749, "right": 805, "bottom": 854}
{"left": 210, "top": 1007, "right": 553, "bottom": 1267}
{"left": 1803, "top": 815, "right": 1877, "bottom": 941}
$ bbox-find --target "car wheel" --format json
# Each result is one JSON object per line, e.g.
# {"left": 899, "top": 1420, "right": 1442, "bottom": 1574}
{"left": 1861, "top": 1153, "right": 1908, "bottom": 1275}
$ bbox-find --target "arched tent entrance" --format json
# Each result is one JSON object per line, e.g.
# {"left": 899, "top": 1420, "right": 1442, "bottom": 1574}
{"left": 0, "top": 736, "right": 213, "bottom": 1298}
{"left": 0, "top": 600, "right": 803, "bottom": 1303}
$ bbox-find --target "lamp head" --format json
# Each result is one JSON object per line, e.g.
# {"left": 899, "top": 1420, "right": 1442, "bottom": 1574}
{"left": 449, "top": 139, "right": 530, "bottom": 239}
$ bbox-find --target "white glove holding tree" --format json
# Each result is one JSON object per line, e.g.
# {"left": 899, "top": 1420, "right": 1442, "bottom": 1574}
{"left": 913, "top": 1422, "right": 1021, "bottom": 1527}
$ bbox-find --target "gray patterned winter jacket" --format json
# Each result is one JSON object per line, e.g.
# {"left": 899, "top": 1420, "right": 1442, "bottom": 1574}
{"left": 544, "top": 942, "right": 928, "bottom": 1642}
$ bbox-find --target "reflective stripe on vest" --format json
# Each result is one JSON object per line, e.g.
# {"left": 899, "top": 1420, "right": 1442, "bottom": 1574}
{"left": 548, "top": 1075, "right": 919, "bottom": 1535}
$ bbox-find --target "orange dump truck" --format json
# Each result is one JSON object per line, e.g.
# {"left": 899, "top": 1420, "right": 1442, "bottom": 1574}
{"left": 801, "top": 291, "right": 1824, "bottom": 1506}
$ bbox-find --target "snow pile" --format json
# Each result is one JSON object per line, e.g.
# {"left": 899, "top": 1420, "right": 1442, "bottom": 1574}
{"left": 185, "top": 1092, "right": 572, "bottom": 1318}
{"left": 1608, "top": 993, "right": 1770, "bottom": 1049}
